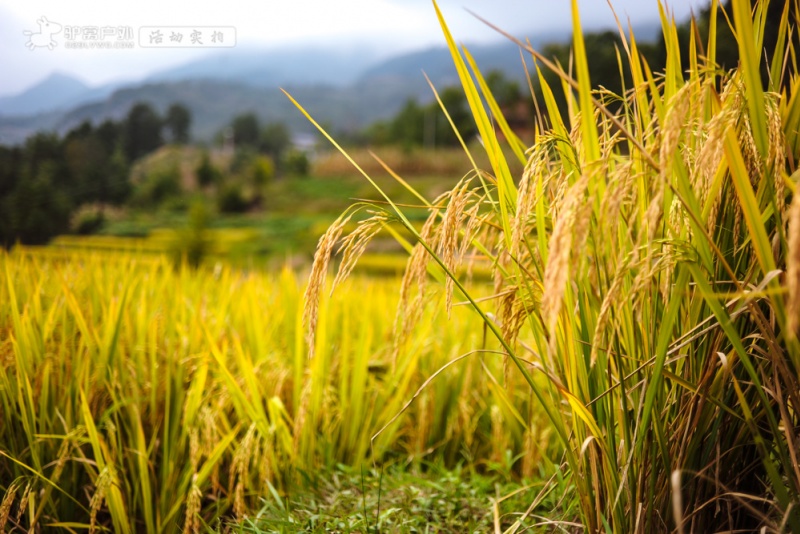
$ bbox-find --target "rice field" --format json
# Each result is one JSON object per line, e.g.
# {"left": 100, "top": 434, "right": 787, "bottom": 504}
{"left": 4, "top": 0, "right": 800, "bottom": 532}
{"left": 0, "top": 248, "right": 541, "bottom": 532}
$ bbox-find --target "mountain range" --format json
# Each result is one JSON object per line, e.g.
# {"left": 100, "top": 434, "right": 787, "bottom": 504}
{"left": 0, "top": 22, "right": 661, "bottom": 146}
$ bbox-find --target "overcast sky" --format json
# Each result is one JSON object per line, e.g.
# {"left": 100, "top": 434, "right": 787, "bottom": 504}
{"left": 1, "top": 0, "right": 707, "bottom": 97}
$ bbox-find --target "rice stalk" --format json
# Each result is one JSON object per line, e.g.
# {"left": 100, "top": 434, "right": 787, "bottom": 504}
{"left": 788, "top": 190, "right": 800, "bottom": 337}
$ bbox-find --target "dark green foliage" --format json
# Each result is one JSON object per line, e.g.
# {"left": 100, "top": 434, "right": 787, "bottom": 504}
{"left": 0, "top": 146, "right": 23, "bottom": 199}
{"left": 71, "top": 206, "right": 106, "bottom": 235}
{"left": 435, "top": 87, "right": 476, "bottom": 145}
{"left": 105, "top": 147, "right": 132, "bottom": 204}
{"left": 283, "top": 149, "right": 309, "bottom": 177}
{"left": 79, "top": 124, "right": 131, "bottom": 202}
{"left": 231, "top": 112, "right": 261, "bottom": 148}
{"left": 2, "top": 163, "right": 71, "bottom": 245}
{"left": 170, "top": 200, "right": 211, "bottom": 268}
{"left": 371, "top": 92, "right": 475, "bottom": 149}
{"left": 124, "top": 102, "right": 163, "bottom": 161}
{"left": 250, "top": 156, "right": 275, "bottom": 186}
{"left": 195, "top": 150, "right": 222, "bottom": 187}
{"left": 133, "top": 165, "right": 182, "bottom": 207}
{"left": 0, "top": 123, "right": 134, "bottom": 246}
{"left": 165, "top": 103, "right": 192, "bottom": 144}
{"left": 217, "top": 183, "right": 248, "bottom": 213}
{"left": 259, "top": 122, "right": 290, "bottom": 161}
{"left": 96, "top": 119, "right": 122, "bottom": 154}
{"left": 228, "top": 116, "right": 293, "bottom": 174}
{"left": 485, "top": 70, "right": 521, "bottom": 107}
{"left": 363, "top": 73, "right": 506, "bottom": 148}
{"left": 389, "top": 99, "right": 425, "bottom": 148}
{"left": 0, "top": 102, "right": 171, "bottom": 245}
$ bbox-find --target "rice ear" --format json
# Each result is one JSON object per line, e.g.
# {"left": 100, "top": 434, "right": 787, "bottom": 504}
{"left": 89, "top": 467, "right": 113, "bottom": 534}
{"left": 591, "top": 253, "right": 632, "bottom": 367}
{"left": 0, "top": 481, "right": 20, "bottom": 532}
{"left": 231, "top": 423, "right": 258, "bottom": 519}
{"left": 331, "top": 212, "right": 388, "bottom": 294}
{"left": 766, "top": 97, "right": 786, "bottom": 218}
{"left": 541, "top": 174, "right": 589, "bottom": 340}
{"left": 303, "top": 213, "right": 352, "bottom": 359}
{"left": 182, "top": 479, "right": 202, "bottom": 534}
{"left": 392, "top": 211, "right": 438, "bottom": 364}
{"left": 438, "top": 179, "right": 472, "bottom": 316}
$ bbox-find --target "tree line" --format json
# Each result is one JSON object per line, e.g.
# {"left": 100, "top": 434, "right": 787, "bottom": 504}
{"left": 0, "top": 102, "right": 192, "bottom": 246}
{"left": 0, "top": 103, "right": 311, "bottom": 246}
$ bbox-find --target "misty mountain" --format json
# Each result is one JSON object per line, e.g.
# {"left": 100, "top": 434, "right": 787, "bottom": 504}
{"left": 0, "top": 72, "right": 88, "bottom": 116}
{"left": 0, "top": 77, "right": 436, "bottom": 145}
{"left": 146, "top": 45, "right": 385, "bottom": 88}
{"left": 0, "top": 19, "right": 663, "bottom": 145}
{"left": 0, "top": 37, "right": 547, "bottom": 145}
{"left": 0, "top": 72, "right": 129, "bottom": 118}
{"left": 358, "top": 29, "right": 568, "bottom": 87}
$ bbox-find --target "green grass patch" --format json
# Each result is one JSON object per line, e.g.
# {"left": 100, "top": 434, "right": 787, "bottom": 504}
{"left": 239, "top": 464, "right": 560, "bottom": 533}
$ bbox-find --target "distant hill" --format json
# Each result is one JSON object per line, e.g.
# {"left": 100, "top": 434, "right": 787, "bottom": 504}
{"left": 146, "top": 45, "right": 384, "bottom": 88}
{"left": 0, "top": 72, "right": 88, "bottom": 116}
{"left": 0, "top": 38, "right": 547, "bottom": 145}
{"left": 0, "top": 72, "right": 129, "bottom": 118}
{"left": 357, "top": 28, "right": 570, "bottom": 88}
{"left": 0, "top": 78, "right": 435, "bottom": 145}
{"left": 0, "top": 20, "right": 663, "bottom": 146}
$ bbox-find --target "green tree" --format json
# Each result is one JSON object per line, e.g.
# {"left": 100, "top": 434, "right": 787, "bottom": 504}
{"left": 389, "top": 99, "right": 425, "bottom": 148}
{"left": 133, "top": 165, "right": 181, "bottom": 207}
{"left": 195, "top": 150, "right": 222, "bottom": 187}
{"left": 259, "top": 122, "right": 290, "bottom": 161}
{"left": 5, "top": 163, "right": 71, "bottom": 245}
{"left": 283, "top": 149, "right": 309, "bottom": 177}
{"left": 165, "top": 103, "right": 192, "bottom": 144}
{"left": 434, "top": 87, "right": 475, "bottom": 146}
{"left": 62, "top": 120, "right": 131, "bottom": 206}
{"left": 250, "top": 156, "right": 275, "bottom": 187}
{"left": 106, "top": 146, "right": 131, "bottom": 204}
{"left": 64, "top": 132, "right": 105, "bottom": 205}
{"left": 485, "top": 70, "right": 521, "bottom": 107}
{"left": 217, "top": 183, "right": 248, "bottom": 213}
{"left": 231, "top": 113, "right": 260, "bottom": 148}
{"left": 24, "top": 132, "right": 66, "bottom": 182}
{"left": 124, "top": 102, "right": 163, "bottom": 161}
{"left": 0, "top": 146, "right": 21, "bottom": 200}
{"left": 171, "top": 200, "right": 211, "bottom": 268}
{"left": 95, "top": 119, "right": 122, "bottom": 155}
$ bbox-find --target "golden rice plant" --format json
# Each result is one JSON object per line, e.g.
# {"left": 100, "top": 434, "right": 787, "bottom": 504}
{"left": 293, "top": 0, "right": 800, "bottom": 530}
{"left": 0, "top": 249, "right": 534, "bottom": 531}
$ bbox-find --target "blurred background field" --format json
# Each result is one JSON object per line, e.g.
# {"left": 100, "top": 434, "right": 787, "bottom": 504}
{"left": 38, "top": 143, "right": 516, "bottom": 275}
{"left": 0, "top": 248, "right": 548, "bottom": 532}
